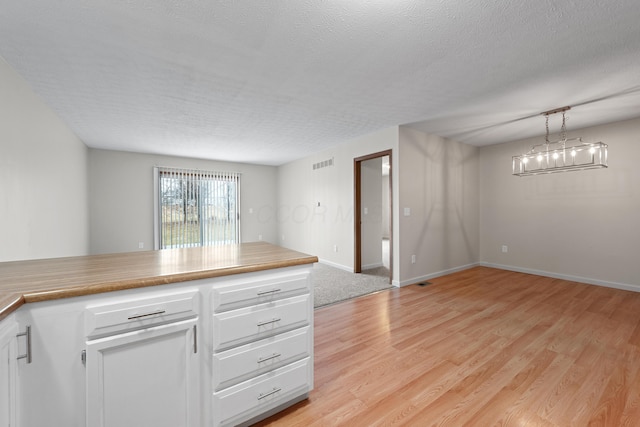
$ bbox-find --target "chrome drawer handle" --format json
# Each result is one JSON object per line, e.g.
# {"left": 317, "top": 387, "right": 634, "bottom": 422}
{"left": 257, "top": 387, "right": 282, "bottom": 400}
{"left": 128, "top": 310, "right": 166, "bottom": 320}
{"left": 257, "top": 353, "right": 282, "bottom": 364}
{"left": 257, "top": 317, "right": 281, "bottom": 327}
{"left": 257, "top": 288, "right": 281, "bottom": 296}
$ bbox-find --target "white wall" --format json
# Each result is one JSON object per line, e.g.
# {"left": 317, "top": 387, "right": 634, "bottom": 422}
{"left": 0, "top": 57, "right": 89, "bottom": 262}
{"left": 479, "top": 117, "right": 640, "bottom": 289}
{"left": 361, "top": 157, "right": 383, "bottom": 269}
{"left": 88, "top": 149, "right": 278, "bottom": 254}
{"left": 398, "top": 127, "right": 480, "bottom": 286}
{"left": 277, "top": 127, "right": 399, "bottom": 278}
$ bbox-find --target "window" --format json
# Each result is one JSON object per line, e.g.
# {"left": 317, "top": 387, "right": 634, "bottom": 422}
{"left": 154, "top": 167, "right": 240, "bottom": 249}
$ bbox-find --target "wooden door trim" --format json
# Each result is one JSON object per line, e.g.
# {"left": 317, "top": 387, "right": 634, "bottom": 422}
{"left": 354, "top": 149, "right": 392, "bottom": 283}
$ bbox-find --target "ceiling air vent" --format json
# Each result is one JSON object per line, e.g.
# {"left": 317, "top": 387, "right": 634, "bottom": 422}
{"left": 313, "top": 157, "right": 334, "bottom": 170}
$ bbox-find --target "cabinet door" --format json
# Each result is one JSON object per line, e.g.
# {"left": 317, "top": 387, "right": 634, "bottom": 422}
{"left": 86, "top": 318, "right": 199, "bottom": 427}
{"left": 0, "top": 316, "right": 17, "bottom": 427}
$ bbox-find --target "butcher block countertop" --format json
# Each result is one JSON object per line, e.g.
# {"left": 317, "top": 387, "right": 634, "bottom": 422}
{"left": 0, "top": 242, "right": 317, "bottom": 321}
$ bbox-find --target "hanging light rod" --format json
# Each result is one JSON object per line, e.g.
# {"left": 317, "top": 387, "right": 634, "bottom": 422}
{"left": 512, "top": 105, "right": 608, "bottom": 177}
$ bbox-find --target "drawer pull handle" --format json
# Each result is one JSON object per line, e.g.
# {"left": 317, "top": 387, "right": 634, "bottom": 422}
{"left": 257, "top": 317, "right": 281, "bottom": 327}
{"left": 128, "top": 310, "right": 166, "bottom": 320}
{"left": 257, "top": 353, "right": 282, "bottom": 364}
{"left": 257, "top": 288, "right": 281, "bottom": 296}
{"left": 257, "top": 387, "right": 282, "bottom": 400}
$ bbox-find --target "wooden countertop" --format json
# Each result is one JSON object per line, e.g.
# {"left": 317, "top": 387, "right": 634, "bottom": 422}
{"left": 0, "top": 242, "right": 317, "bottom": 321}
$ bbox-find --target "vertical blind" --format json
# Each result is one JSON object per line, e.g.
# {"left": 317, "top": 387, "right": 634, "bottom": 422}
{"left": 155, "top": 167, "right": 240, "bottom": 249}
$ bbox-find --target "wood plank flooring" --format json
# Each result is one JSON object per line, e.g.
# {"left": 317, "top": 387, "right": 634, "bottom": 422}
{"left": 254, "top": 266, "right": 640, "bottom": 426}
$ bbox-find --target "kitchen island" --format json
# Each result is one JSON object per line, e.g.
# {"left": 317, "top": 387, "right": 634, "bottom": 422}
{"left": 0, "top": 242, "right": 317, "bottom": 427}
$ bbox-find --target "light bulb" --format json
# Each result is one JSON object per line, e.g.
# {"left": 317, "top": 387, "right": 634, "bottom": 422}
{"left": 589, "top": 147, "right": 596, "bottom": 154}
{"left": 522, "top": 157, "right": 529, "bottom": 164}
{"left": 537, "top": 155, "right": 543, "bottom": 162}
{"left": 552, "top": 152, "right": 559, "bottom": 160}
{"left": 571, "top": 150, "right": 577, "bottom": 157}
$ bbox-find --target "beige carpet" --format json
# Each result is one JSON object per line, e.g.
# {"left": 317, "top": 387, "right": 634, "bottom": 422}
{"left": 312, "top": 263, "right": 392, "bottom": 308}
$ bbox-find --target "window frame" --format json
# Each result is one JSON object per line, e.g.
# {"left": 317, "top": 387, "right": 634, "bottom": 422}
{"left": 153, "top": 166, "right": 241, "bottom": 250}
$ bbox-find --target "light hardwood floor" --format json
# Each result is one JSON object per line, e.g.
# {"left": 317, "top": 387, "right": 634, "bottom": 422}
{"left": 254, "top": 266, "right": 640, "bottom": 426}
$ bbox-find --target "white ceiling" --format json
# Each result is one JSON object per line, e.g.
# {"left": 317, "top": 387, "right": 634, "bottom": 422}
{"left": 2, "top": 1, "right": 640, "bottom": 166}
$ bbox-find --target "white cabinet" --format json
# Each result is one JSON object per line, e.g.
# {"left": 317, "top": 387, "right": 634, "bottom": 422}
{"left": 86, "top": 318, "right": 199, "bottom": 427}
{"left": 212, "top": 358, "right": 312, "bottom": 425}
{"left": 211, "top": 270, "right": 313, "bottom": 427}
{"left": 6, "top": 264, "right": 314, "bottom": 427}
{"left": 213, "top": 294, "right": 310, "bottom": 352}
{"left": 211, "top": 273, "right": 310, "bottom": 313}
{"left": 213, "top": 327, "right": 311, "bottom": 391}
{"left": 15, "top": 287, "right": 201, "bottom": 427}
{"left": 84, "top": 289, "right": 200, "bottom": 427}
{"left": 15, "top": 300, "right": 87, "bottom": 427}
{"left": 0, "top": 314, "right": 18, "bottom": 427}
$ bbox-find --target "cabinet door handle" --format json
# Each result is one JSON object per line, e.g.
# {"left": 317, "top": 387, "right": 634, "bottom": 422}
{"left": 257, "top": 318, "right": 281, "bottom": 327}
{"left": 257, "top": 352, "right": 282, "bottom": 364}
{"left": 257, "top": 387, "right": 282, "bottom": 400}
{"left": 127, "top": 310, "right": 166, "bottom": 320}
{"left": 16, "top": 325, "right": 32, "bottom": 364}
{"left": 193, "top": 325, "right": 198, "bottom": 354}
{"left": 257, "top": 288, "right": 281, "bottom": 296}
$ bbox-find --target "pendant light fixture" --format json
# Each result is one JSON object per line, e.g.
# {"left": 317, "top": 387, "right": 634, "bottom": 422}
{"left": 512, "top": 106, "right": 608, "bottom": 176}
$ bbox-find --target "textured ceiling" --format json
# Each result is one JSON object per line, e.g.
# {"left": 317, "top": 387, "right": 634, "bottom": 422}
{"left": 1, "top": 1, "right": 640, "bottom": 166}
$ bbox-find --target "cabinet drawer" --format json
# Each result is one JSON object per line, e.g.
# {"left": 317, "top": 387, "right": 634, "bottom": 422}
{"left": 212, "top": 358, "right": 311, "bottom": 427}
{"left": 213, "top": 326, "right": 311, "bottom": 391}
{"left": 212, "top": 271, "right": 310, "bottom": 313}
{"left": 213, "top": 295, "right": 310, "bottom": 352}
{"left": 85, "top": 290, "right": 199, "bottom": 338}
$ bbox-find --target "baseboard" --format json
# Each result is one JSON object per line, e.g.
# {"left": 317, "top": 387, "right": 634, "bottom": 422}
{"left": 317, "top": 258, "right": 353, "bottom": 273}
{"left": 481, "top": 262, "right": 640, "bottom": 293}
{"left": 318, "top": 259, "right": 388, "bottom": 273}
{"left": 398, "top": 263, "right": 480, "bottom": 287}
{"left": 316, "top": 259, "right": 639, "bottom": 293}
{"left": 362, "top": 262, "right": 384, "bottom": 270}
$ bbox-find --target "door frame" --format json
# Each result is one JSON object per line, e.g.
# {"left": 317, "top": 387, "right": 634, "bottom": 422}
{"left": 354, "top": 149, "right": 393, "bottom": 283}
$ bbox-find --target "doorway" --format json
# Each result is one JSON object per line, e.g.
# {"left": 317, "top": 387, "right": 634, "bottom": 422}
{"left": 354, "top": 150, "right": 392, "bottom": 283}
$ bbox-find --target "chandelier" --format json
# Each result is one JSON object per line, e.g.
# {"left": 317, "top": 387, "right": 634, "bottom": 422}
{"left": 512, "top": 106, "right": 608, "bottom": 176}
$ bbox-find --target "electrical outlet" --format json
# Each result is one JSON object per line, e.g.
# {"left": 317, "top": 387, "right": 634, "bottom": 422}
{"left": 282, "top": 235, "right": 285, "bottom": 241}
{"left": 258, "top": 234, "right": 262, "bottom": 241}
{"left": 502, "top": 245, "right": 508, "bottom": 253}
{"left": 404, "top": 207, "right": 411, "bottom": 217}
{"left": 411, "top": 254, "right": 416, "bottom": 264}
{"left": 333, "top": 245, "right": 338, "bottom": 252}
{"left": 138, "top": 242, "right": 144, "bottom": 249}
